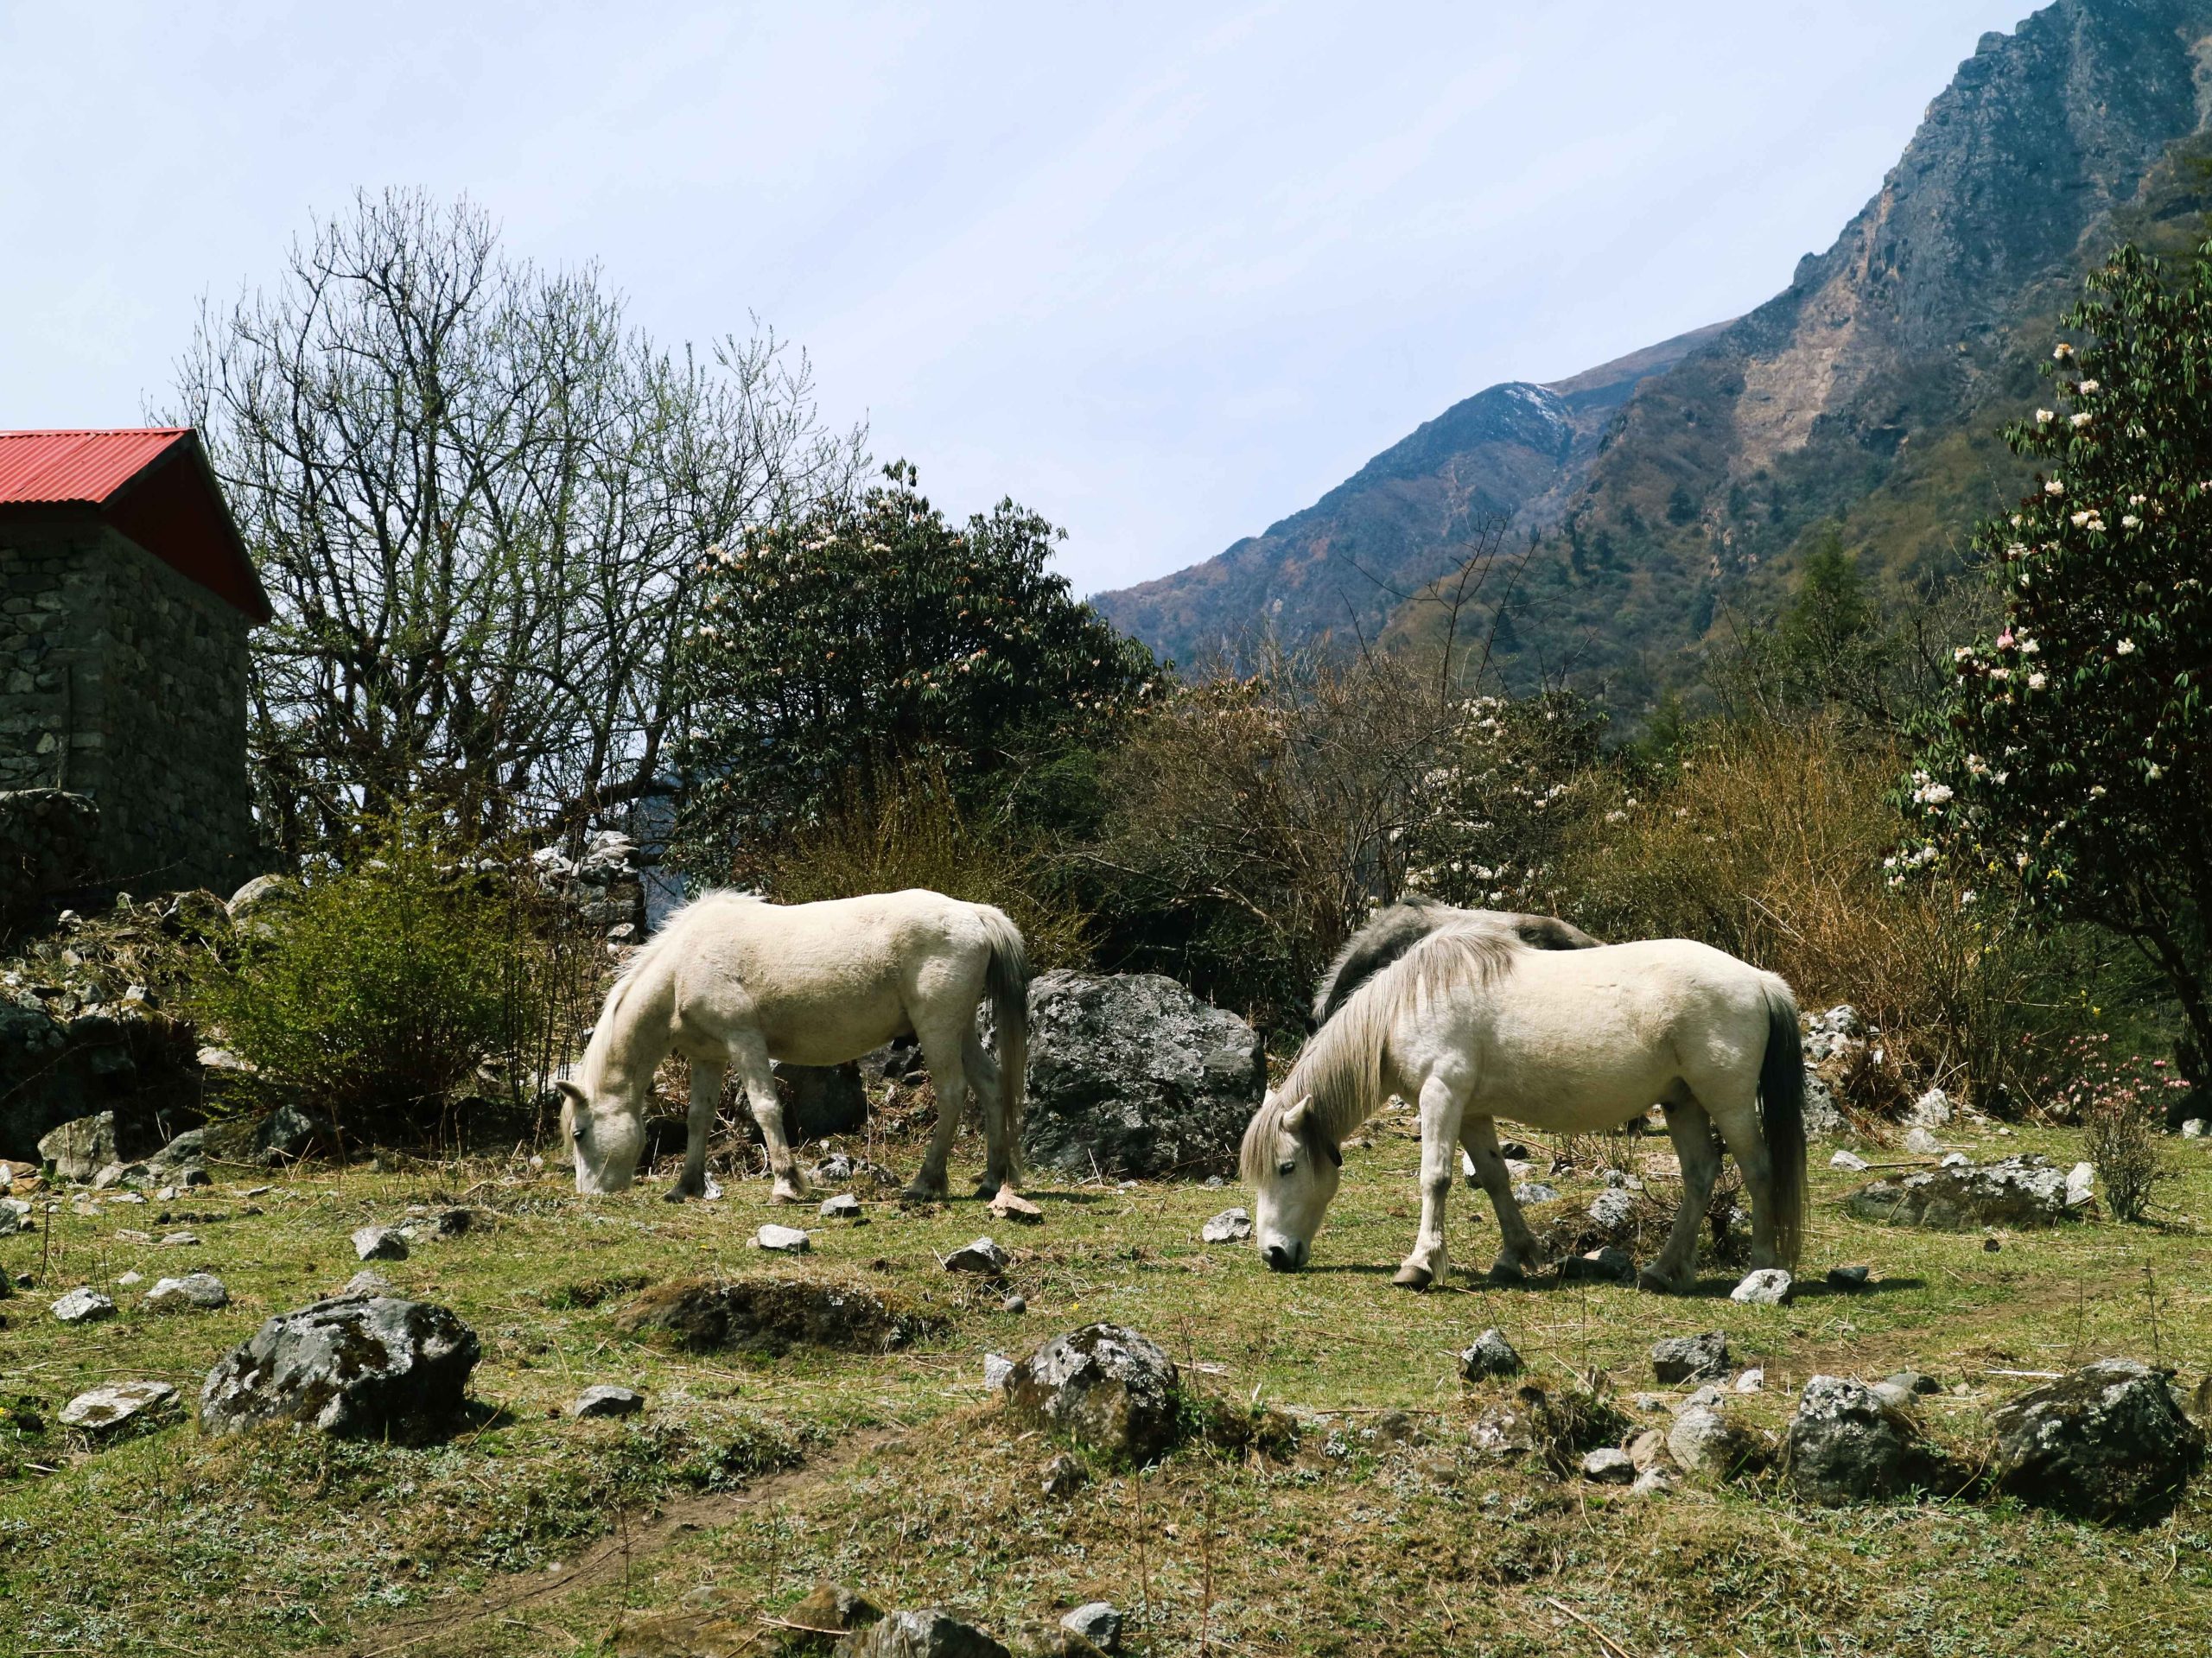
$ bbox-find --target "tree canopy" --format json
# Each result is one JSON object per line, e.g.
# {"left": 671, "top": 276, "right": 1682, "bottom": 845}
{"left": 1904, "top": 242, "right": 2212, "bottom": 1060}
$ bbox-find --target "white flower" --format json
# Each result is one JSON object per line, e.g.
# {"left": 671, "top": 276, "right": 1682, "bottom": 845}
{"left": 2089, "top": 785, "right": 2107, "bottom": 798}
{"left": 2069, "top": 412, "right": 2092, "bottom": 429}
{"left": 2121, "top": 514, "right": 2140, "bottom": 529}
{"left": 1959, "top": 890, "right": 1978, "bottom": 907}
{"left": 2045, "top": 480, "right": 2065, "bottom": 496}
{"left": 1966, "top": 754, "right": 1988, "bottom": 776}
{"left": 1993, "top": 772, "right": 2009, "bottom": 786}
{"left": 2116, "top": 638, "right": 2136, "bottom": 656}
{"left": 2076, "top": 379, "right": 2100, "bottom": 393}
{"left": 2036, "top": 409, "right": 2055, "bottom": 425}
{"left": 1953, "top": 647, "right": 1974, "bottom": 663}
{"left": 2017, "top": 852, "right": 2031, "bottom": 870}
{"left": 2070, "top": 511, "right": 2093, "bottom": 527}
{"left": 2128, "top": 494, "right": 2146, "bottom": 507}
{"left": 1883, "top": 854, "right": 1898, "bottom": 870}
{"left": 2028, "top": 672, "right": 2047, "bottom": 690}
{"left": 1605, "top": 810, "right": 1628, "bottom": 824}
{"left": 2019, "top": 637, "right": 2040, "bottom": 655}
{"left": 1991, "top": 666, "right": 2011, "bottom": 681}
{"left": 2053, "top": 343, "right": 2074, "bottom": 359}
{"left": 1913, "top": 781, "right": 1955, "bottom": 806}
{"left": 2147, "top": 763, "right": 2164, "bottom": 781}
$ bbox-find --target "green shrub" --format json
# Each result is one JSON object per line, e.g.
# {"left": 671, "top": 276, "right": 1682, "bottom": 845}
{"left": 190, "top": 830, "right": 514, "bottom": 1134}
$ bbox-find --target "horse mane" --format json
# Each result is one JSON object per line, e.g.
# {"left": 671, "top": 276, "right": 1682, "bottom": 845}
{"left": 1246, "top": 921, "right": 1525, "bottom": 1178}
{"left": 1311, "top": 900, "right": 1600, "bottom": 1027}
{"left": 575, "top": 888, "right": 764, "bottom": 1089}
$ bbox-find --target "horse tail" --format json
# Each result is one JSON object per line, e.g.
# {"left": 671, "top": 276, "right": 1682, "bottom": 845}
{"left": 1758, "top": 979, "right": 1807, "bottom": 1268}
{"left": 979, "top": 906, "right": 1032, "bottom": 1173}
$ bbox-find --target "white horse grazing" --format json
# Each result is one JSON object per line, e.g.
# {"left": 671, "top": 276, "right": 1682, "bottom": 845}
{"left": 1241, "top": 924, "right": 1804, "bottom": 1293}
{"left": 557, "top": 889, "right": 1029, "bottom": 1204}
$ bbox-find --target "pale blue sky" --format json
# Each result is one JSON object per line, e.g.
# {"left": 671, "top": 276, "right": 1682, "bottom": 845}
{"left": 3, "top": 2, "right": 2032, "bottom": 594}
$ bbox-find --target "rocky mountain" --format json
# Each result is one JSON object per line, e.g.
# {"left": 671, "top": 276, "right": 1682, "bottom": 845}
{"left": 1096, "top": 0, "right": 2212, "bottom": 711}
{"left": 1090, "top": 322, "right": 1730, "bottom": 670}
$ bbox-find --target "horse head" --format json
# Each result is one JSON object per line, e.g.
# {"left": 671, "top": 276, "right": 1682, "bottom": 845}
{"left": 557, "top": 1076, "right": 645, "bottom": 1195}
{"left": 1243, "top": 1092, "right": 1342, "bottom": 1273}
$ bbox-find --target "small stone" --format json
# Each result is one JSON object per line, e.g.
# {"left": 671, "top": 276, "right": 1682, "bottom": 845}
{"left": 1559, "top": 1245, "right": 1634, "bottom": 1283}
{"left": 143, "top": 1272, "right": 227, "bottom": 1312}
{"left": 1909, "top": 1087, "right": 1951, "bottom": 1127}
{"left": 1061, "top": 1602, "right": 1123, "bottom": 1653}
{"left": 1826, "top": 1265, "right": 1872, "bottom": 1293}
{"left": 1667, "top": 1405, "right": 1760, "bottom": 1480}
{"left": 753, "top": 1224, "right": 810, "bottom": 1254}
{"left": 341, "top": 1270, "right": 393, "bottom": 1298}
{"left": 2065, "top": 1161, "right": 2094, "bottom": 1207}
{"left": 1731, "top": 1268, "right": 1794, "bottom": 1305}
{"left": 1829, "top": 1149, "right": 1869, "bottom": 1172}
{"left": 106, "top": 1190, "right": 145, "bottom": 1204}
{"left": 1736, "top": 1368, "right": 1765, "bottom": 1394}
{"left": 1511, "top": 1182, "right": 1560, "bottom": 1205}
{"left": 353, "top": 1224, "right": 409, "bottom": 1261}
{"left": 1581, "top": 1446, "right": 1636, "bottom": 1483}
{"left": 984, "top": 1353, "right": 1014, "bottom": 1391}
{"left": 1002, "top": 1293, "right": 1027, "bottom": 1313}
{"left": 1004, "top": 1323, "right": 1181, "bottom": 1462}
{"left": 1203, "top": 1174, "right": 1225, "bottom": 1189}
{"left": 1588, "top": 1187, "right": 1637, "bottom": 1229}
{"left": 114, "top": 1227, "right": 151, "bottom": 1243}
{"left": 569, "top": 1384, "right": 645, "bottom": 1419}
{"left": 158, "top": 1230, "right": 200, "bottom": 1248}
{"left": 1630, "top": 1467, "right": 1676, "bottom": 1496}
{"left": 2183, "top": 1119, "right": 2207, "bottom": 1139}
{"left": 116, "top": 1269, "right": 143, "bottom": 1286}
{"left": 1628, "top": 1428, "right": 1670, "bottom": 1471}
{"left": 1886, "top": 1369, "right": 1941, "bottom": 1396}
{"left": 1940, "top": 1152, "right": 1970, "bottom": 1169}
{"left": 1872, "top": 1380, "right": 1915, "bottom": 1409}
{"left": 839, "top": 1609, "right": 1012, "bottom": 1658}
{"left": 944, "top": 1236, "right": 1010, "bottom": 1274}
{"left": 52, "top": 1286, "right": 116, "bottom": 1323}
{"left": 1459, "top": 1328, "right": 1523, "bottom": 1382}
{"left": 1631, "top": 1393, "right": 1670, "bottom": 1413}
{"left": 1677, "top": 1382, "right": 1730, "bottom": 1413}
{"left": 1651, "top": 1331, "right": 1729, "bottom": 1384}
{"left": 819, "top": 1192, "right": 863, "bottom": 1220}
{"left": 988, "top": 1188, "right": 1044, "bottom": 1226}
{"left": 1903, "top": 1127, "right": 1942, "bottom": 1155}
{"left": 59, "top": 1379, "right": 177, "bottom": 1434}
{"left": 1200, "top": 1207, "right": 1252, "bottom": 1243}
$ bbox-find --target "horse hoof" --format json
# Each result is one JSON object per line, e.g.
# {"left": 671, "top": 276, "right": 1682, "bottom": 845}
{"left": 662, "top": 1185, "right": 697, "bottom": 1204}
{"left": 1486, "top": 1261, "right": 1529, "bottom": 1286}
{"left": 769, "top": 1184, "right": 805, "bottom": 1204}
{"left": 1392, "top": 1264, "right": 1434, "bottom": 1291}
{"left": 900, "top": 1183, "right": 948, "bottom": 1206}
{"left": 1636, "top": 1267, "right": 1687, "bottom": 1295}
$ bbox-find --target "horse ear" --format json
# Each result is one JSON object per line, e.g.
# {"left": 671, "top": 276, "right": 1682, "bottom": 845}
{"left": 1281, "top": 1098, "right": 1310, "bottom": 1134}
{"left": 556, "top": 1080, "right": 587, "bottom": 1107}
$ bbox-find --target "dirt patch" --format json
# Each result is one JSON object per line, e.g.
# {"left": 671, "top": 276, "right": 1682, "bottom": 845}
{"left": 613, "top": 1274, "right": 944, "bottom": 1356}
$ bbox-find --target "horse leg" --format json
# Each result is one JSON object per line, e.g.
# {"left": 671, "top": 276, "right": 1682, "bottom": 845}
{"left": 903, "top": 1026, "right": 969, "bottom": 1202}
{"left": 1638, "top": 1096, "right": 1720, "bottom": 1293}
{"left": 965, "top": 1026, "right": 1013, "bottom": 1196}
{"left": 1459, "top": 1114, "right": 1542, "bottom": 1281}
{"left": 731, "top": 1032, "right": 805, "bottom": 1204}
{"left": 664, "top": 1057, "right": 723, "bottom": 1202}
{"left": 1395, "top": 1071, "right": 1467, "bottom": 1290}
{"left": 1707, "top": 1089, "right": 1779, "bottom": 1269}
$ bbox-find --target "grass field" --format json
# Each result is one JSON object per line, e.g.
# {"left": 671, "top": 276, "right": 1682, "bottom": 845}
{"left": 3, "top": 1106, "right": 2209, "bottom": 1658}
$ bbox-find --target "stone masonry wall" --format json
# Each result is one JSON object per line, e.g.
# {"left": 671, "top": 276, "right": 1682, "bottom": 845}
{"left": 0, "top": 520, "right": 254, "bottom": 894}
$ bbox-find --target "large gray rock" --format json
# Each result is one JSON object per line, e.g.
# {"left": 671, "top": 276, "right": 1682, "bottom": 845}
{"left": 1020, "top": 971, "right": 1262, "bottom": 1180}
{"left": 834, "top": 1609, "right": 1011, "bottom": 1658}
{"left": 1989, "top": 1358, "right": 2205, "bottom": 1519}
{"left": 1003, "top": 1323, "right": 1182, "bottom": 1464}
{"left": 199, "top": 1294, "right": 480, "bottom": 1439}
{"left": 769, "top": 1060, "right": 868, "bottom": 1140}
{"left": 1845, "top": 1154, "right": 2075, "bottom": 1229}
{"left": 36, "top": 1110, "right": 116, "bottom": 1182}
{"left": 1787, "top": 1375, "right": 1948, "bottom": 1504}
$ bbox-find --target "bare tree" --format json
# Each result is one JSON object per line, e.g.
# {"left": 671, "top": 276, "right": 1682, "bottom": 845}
{"left": 171, "top": 188, "right": 865, "bottom": 854}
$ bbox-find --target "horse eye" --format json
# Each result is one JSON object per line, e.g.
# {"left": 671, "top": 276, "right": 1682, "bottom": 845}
{"left": 1277, "top": 1160, "right": 1297, "bottom": 1178}
{"left": 572, "top": 1123, "right": 587, "bottom": 1141}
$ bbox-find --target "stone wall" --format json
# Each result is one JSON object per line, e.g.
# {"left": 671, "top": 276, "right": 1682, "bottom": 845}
{"left": 0, "top": 519, "right": 255, "bottom": 894}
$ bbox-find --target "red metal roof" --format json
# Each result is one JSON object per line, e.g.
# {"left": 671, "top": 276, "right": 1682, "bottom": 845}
{"left": 0, "top": 428, "right": 270, "bottom": 622}
{"left": 0, "top": 428, "right": 195, "bottom": 505}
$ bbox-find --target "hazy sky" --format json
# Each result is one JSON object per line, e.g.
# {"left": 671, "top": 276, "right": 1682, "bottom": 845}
{"left": 3, "top": 2, "right": 2033, "bottom": 594}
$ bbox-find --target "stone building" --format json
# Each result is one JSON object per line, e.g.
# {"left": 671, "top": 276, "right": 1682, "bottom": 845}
{"left": 0, "top": 429, "right": 269, "bottom": 895}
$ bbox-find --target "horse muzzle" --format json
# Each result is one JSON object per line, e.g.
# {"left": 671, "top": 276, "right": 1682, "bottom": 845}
{"left": 1262, "top": 1238, "right": 1309, "bottom": 1273}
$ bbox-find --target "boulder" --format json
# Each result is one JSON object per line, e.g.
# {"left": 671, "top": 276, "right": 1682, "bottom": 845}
{"left": 36, "top": 1111, "right": 117, "bottom": 1182}
{"left": 1459, "top": 1328, "right": 1523, "bottom": 1382}
{"left": 1907, "top": 1087, "right": 1952, "bottom": 1128}
{"left": 1667, "top": 1405, "right": 1764, "bottom": 1480}
{"left": 200, "top": 1294, "right": 481, "bottom": 1439}
{"left": 353, "top": 1224, "right": 410, "bottom": 1261}
{"left": 226, "top": 874, "right": 301, "bottom": 932}
{"left": 1787, "top": 1375, "right": 1948, "bottom": 1503}
{"left": 143, "top": 1272, "right": 227, "bottom": 1312}
{"left": 1003, "top": 1323, "right": 1181, "bottom": 1463}
{"left": 59, "top": 1379, "right": 177, "bottom": 1435}
{"left": 768, "top": 1061, "right": 869, "bottom": 1140}
{"left": 52, "top": 1286, "right": 115, "bottom": 1323}
{"left": 834, "top": 1610, "right": 1010, "bottom": 1658}
{"left": 1019, "top": 971, "right": 1263, "bottom": 1180}
{"left": 983, "top": 1353, "right": 1014, "bottom": 1391}
{"left": 570, "top": 1384, "right": 645, "bottom": 1419}
{"left": 1845, "top": 1154, "right": 2075, "bottom": 1229}
{"left": 253, "top": 1104, "right": 328, "bottom": 1162}
{"left": 1651, "top": 1332, "right": 1729, "bottom": 1384}
{"left": 1581, "top": 1446, "right": 1636, "bottom": 1483}
{"left": 1199, "top": 1207, "right": 1252, "bottom": 1244}
{"left": 1801, "top": 1070, "right": 1845, "bottom": 1137}
{"left": 944, "top": 1237, "right": 1008, "bottom": 1274}
{"left": 1060, "top": 1603, "right": 1122, "bottom": 1654}
{"left": 1989, "top": 1358, "right": 2205, "bottom": 1519}
{"left": 1731, "top": 1268, "right": 1794, "bottom": 1305}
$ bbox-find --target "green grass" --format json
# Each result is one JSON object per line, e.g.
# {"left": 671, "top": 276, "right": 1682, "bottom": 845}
{"left": 3, "top": 1111, "right": 2209, "bottom": 1657}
